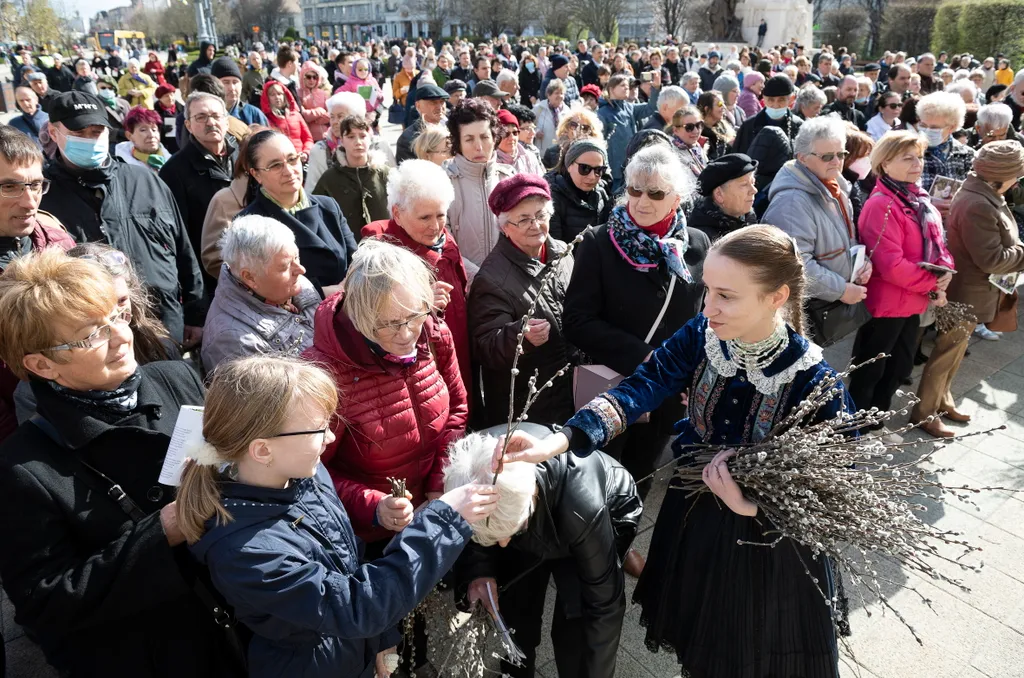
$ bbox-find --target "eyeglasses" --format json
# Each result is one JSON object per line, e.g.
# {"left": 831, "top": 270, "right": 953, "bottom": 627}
{"left": 882, "top": 103, "right": 902, "bottom": 110}
{"left": 191, "top": 113, "right": 226, "bottom": 125}
{"left": 566, "top": 120, "right": 594, "bottom": 134}
{"left": 0, "top": 179, "right": 50, "bottom": 199}
{"left": 627, "top": 186, "right": 669, "bottom": 201}
{"left": 574, "top": 161, "right": 607, "bottom": 176}
{"left": 271, "top": 426, "right": 329, "bottom": 440}
{"left": 505, "top": 126, "right": 520, "bottom": 136}
{"left": 255, "top": 154, "right": 303, "bottom": 174}
{"left": 675, "top": 121, "right": 704, "bottom": 133}
{"left": 808, "top": 151, "right": 850, "bottom": 162}
{"left": 79, "top": 249, "right": 129, "bottom": 276}
{"left": 47, "top": 307, "right": 133, "bottom": 352}
{"left": 374, "top": 310, "right": 432, "bottom": 337}
{"left": 304, "top": 73, "right": 318, "bottom": 79}
{"left": 507, "top": 212, "right": 551, "bottom": 229}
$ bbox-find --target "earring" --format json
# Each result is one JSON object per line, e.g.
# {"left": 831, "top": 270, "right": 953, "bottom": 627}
{"left": 266, "top": 457, "right": 274, "bottom": 469}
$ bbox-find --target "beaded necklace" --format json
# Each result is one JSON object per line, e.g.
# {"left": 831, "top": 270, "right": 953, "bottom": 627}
{"left": 726, "top": 320, "right": 790, "bottom": 372}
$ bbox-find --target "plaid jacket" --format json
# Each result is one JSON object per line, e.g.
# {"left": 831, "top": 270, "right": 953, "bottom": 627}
{"left": 921, "top": 138, "right": 976, "bottom": 193}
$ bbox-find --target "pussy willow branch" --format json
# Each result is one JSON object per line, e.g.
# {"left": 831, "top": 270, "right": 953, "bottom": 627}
{"left": 491, "top": 226, "right": 592, "bottom": 486}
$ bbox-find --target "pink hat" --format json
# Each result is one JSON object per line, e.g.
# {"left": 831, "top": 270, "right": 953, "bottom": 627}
{"left": 488, "top": 174, "right": 551, "bottom": 216}
{"left": 743, "top": 71, "right": 765, "bottom": 90}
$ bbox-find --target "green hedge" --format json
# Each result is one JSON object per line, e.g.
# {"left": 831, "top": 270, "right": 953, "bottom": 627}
{"left": 933, "top": 0, "right": 1024, "bottom": 64}
{"left": 931, "top": 1, "right": 966, "bottom": 55}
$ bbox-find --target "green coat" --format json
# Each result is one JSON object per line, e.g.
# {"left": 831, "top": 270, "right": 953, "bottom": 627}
{"left": 312, "top": 164, "right": 390, "bottom": 240}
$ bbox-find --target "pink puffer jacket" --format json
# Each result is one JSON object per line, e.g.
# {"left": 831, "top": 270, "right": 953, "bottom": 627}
{"left": 298, "top": 61, "right": 330, "bottom": 141}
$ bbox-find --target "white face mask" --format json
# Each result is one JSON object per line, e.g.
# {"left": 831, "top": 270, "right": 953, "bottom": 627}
{"left": 849, "top": 156, "right": 871, "bottom": 180}
{"left": 920, "top": 127, "right": 944, "bottom": 147}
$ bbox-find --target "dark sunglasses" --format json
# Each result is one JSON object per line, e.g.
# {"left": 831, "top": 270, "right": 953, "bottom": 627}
{"left": 808, "top": 150, "right": 850, "bottom": 162}
{"left": 567, "top": 120, "right": 594, "bottom": 134}
{"left": 882, "top": 102, "right": 902, "bottom": 110}
{"left": 676, "top": 121, "right": 704, "bottom": 133}
{"left": 574, "top": 161, "right": 607, "bottom": 176}
{"left": 627, "top": 186, "right": 669, "bottom": 200}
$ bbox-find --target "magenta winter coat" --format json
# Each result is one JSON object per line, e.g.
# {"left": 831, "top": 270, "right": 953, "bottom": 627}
{"left": 858, "top": 180, "right": 955, "bottom": 318}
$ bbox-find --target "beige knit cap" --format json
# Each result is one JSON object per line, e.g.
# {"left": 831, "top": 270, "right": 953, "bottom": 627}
{"left": 973, "top": 140, "right": 1024, "bottom": 183}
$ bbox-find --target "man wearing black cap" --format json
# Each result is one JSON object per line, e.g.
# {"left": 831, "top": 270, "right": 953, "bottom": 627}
{"left": 444, "top": 79, "right": 467, "bottom": 109}
{"left": 540, "top": 54, "right": 579, "bottom": 105}
{"left": 824, "top": 75, "right": 867, "bottom": 131}
{"left": 733, "top": 74, "right": 802, "bottom": 155}
{"left": 211, "top": 55, "right": 267, "bottom": 126}
{"left": 396, "top": 83, "right": 449, "bottom": 163}
{"left": 688, "top": 153, "right": 758, "bottom": 241}
{"left": 42, "top": 91, "right": 204, "bottom": 346}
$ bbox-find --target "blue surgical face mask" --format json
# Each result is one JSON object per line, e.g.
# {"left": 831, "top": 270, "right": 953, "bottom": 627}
{"left": 920, "top": 126, "right": 944, "bottom": 147}
{"left": 855, "top": 96, "right": 869, "bottom": 105}
{"left": 765, "top": 106, "right": 788, "bottom": 120}
{"left": 60, "top": 129, "right": 109, "bottom": 169}
{"left": 97, "top": 88, "right": 116, "bottom": 104}
{"left": 525, "top": 61, "right": 536, "bottom": 73}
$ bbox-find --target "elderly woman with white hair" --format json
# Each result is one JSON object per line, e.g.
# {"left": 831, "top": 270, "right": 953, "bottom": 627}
{"left": 445, "top": 423, "right": 641, "bottom": 678}
{"left": 917, "top": 91, "right": 977, "bottom": 216}
{"left": 200, "top": 215, "right": 320, "bottom": 372}
{"left": 304, "top": 91, "right": 397, "bottom": 193}
{"left": 564, "top": 144, "right": 710, "bottom": 511}
{"left": 764, "top": 116, "right": 873, "bottom": 345}
{"left": 793, "top": 83, "right": 826, "bottom": 120}
{"left": 361, "top": 159, "right": 472, "bottom": 386}
{"left": 468, "top": 174, "right": 577, "bottom": 428}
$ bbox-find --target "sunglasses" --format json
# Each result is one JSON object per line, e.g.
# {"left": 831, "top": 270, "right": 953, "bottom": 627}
{"left": 627, "top": 186, "right": 669, "bottom": 200}
{"left": 676, "top": 121, "right": 704, "bottom": 132}
{"left": 574, "top": 161, "right": 607, "bottom": 176}
{"left": 808, "top": 150, "right": 850, "bottom": 162}
{"left": 882, "top": 102, "right": 902, "bottom": 110}
{"left": 567, "top": 120, "right": 594, "bottom": 134}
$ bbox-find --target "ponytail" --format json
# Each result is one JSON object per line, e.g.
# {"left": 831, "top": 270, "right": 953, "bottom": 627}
{"left": 176, "top": 458, "right": 233, "bottom": 545}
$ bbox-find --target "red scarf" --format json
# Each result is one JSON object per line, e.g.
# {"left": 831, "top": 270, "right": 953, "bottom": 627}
{"left": 627, "top": 205, "right": 674, "bottom": 239}
{"left": 822, "top": 178, "right": 854, "bottom": 238}
{"left": 509, "top": 237, "right": 547, "bottom": 263}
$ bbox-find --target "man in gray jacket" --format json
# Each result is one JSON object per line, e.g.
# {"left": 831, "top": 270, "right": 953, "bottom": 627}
{"left": 762, "top": 117, "right": 872, "bottom": 309}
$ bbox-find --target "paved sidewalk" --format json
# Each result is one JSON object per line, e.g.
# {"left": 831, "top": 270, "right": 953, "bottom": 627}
{"left": 4, "top": 104, "right": 1024, "bottom": 678}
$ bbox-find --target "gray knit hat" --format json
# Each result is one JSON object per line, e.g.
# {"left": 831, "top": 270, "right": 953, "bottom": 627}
{"left": 564, "top": 139, "right": 608, "bottom": 167}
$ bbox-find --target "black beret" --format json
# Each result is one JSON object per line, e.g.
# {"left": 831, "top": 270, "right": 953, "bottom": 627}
{"left": 863, "top": 63, "right": 881, "bottom": 72}
{"left": 698, "top": 153, "right": 759, "bottom": 196}
{"left": 417, "top": 83, "right": 450, "bottom": 100}
{"left": 763, "top": 74, "right": 795, "bottom": 97}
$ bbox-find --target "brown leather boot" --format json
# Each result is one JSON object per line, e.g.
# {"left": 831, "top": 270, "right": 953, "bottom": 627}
{"left": 623, "top": 548, "right": 646, "bottom": 578}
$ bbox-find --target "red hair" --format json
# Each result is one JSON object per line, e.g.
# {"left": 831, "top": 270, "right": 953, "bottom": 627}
{"left": 124, "top": 106, "right": 162, "bottom": 133}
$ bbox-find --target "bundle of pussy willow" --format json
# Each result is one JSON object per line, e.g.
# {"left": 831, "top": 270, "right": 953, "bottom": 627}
{"left": 674, "top": 354, "right": 1011, "bottom": 645}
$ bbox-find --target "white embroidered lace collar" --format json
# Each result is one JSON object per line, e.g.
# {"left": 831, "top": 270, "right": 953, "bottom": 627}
{"left": 704, "top": 325, "right": 823, "bottom": 396}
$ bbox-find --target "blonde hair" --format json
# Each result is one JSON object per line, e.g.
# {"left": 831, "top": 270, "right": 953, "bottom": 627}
{"left": 711, "top": 225, "right": 808, "bottom": 336}
{"left": 177, "top": 356, "right": 339, "bottom": 544}
{"left": 341, "top": 239, "right": 435, "bottom": 340}
{"left": 412, "top": 124, "right": 451, "bottom": 162}
{"left": 869, "top": 130, "right": 927, "bottom": 178}
{"left": 0, "top": 249, "right": 117, "bottom": 379}
{"left": 443, "top": 433, "right": 536, "bottom": 546}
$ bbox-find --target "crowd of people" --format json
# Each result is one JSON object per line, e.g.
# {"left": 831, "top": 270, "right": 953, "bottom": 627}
{"left": 0, "top": 30, "right": 1023, "bottom": 678}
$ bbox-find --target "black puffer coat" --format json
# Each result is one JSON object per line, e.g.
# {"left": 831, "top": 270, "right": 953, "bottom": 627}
{"left": 686, "top": 195, "right": 757, "bottom": 242}
{"left": 546, "top": 171, "right": 611, "bottom": 243}
{"left": 453, "top": 422, "right": 643, "bottom": 678}
{"left": 467, "top": 236, "right": 577, "bottom": 427}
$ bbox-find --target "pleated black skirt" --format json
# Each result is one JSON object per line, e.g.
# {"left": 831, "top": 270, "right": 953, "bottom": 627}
{"left": 633, "top": 479, "right": 841, "bottom": 678}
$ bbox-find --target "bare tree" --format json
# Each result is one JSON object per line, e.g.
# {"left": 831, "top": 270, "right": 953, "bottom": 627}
{"left": 822, "top": 6, "right": 867, "bottom": 52}
{"left": 232, "top": 0, "right": 286, "bottom": 43}
{"left": 857, "top": 0, "right": 888, "bottom": 56}
{"left": 570, "top": 0, "right": 623, "bottom": 41}
{"left": 414, "top": 0, "right": 450, "bottom": 39}
{"left": 541, "top": 4, "right": 572, "bottom": 37}
{"left": 504, "top": 0, "right": 536, "bottom": 36}
{"left": 657, "top": 0, "right": 690, "bottom": 40}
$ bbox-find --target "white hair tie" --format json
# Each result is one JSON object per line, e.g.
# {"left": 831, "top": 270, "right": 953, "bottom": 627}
{"left": 187, "top": 440, "right": 223, "bottom": 467}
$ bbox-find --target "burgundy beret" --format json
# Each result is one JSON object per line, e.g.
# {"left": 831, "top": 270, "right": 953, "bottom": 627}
{"left": 488, "top": 173, "right": 551, "bottom": 216}
{"left": 496, "top": 109, "right": 519, "bottom": 128}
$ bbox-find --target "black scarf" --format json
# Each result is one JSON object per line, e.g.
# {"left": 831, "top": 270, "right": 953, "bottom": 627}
{"left": 44, "top": 370, "right": 143, "bottom": 422}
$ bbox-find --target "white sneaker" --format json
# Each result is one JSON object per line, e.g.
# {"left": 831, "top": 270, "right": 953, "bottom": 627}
{"left": 975, "top": 326, "right": 1002, "bottom": 341}
{"left": 881, "top": 428, "right": 904, "bottom": 445}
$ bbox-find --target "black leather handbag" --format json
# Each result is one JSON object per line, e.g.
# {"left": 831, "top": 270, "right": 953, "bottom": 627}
{"left": 805, "top": 298, "right": 872, "bottom": 347}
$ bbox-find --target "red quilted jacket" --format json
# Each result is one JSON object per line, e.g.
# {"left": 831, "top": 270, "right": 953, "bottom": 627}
{"left": 361, "top": 219, "right": 471, "bottom": 385}
{"left": 260, "top": 79, "right": 314, "bottom": 155}
{"left": 303, "top": 291, "right": 468, "bottom": 543}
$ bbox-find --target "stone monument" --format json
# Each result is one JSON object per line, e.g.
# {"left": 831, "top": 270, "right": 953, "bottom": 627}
{"left": 735, "top": 0, "right": 813, "bottom": 48}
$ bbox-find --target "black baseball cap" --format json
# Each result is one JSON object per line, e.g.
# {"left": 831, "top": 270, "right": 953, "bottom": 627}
{"left": 47, "top": 91, "right": 111, "bottom": 130}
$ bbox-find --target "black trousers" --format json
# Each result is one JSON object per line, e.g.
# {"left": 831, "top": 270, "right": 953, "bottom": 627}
{"left": 848, "top": 315, "right": 920, "bottom": 413}
{"left": 498, "top": 557, "right": 588, "bottom": 678}
{"left": 602, "top": 418, "right": 673, "bottom": 500}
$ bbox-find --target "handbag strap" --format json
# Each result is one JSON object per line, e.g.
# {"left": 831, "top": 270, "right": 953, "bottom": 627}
{"left": 644, "top": 275, "right": 677, "bottom": 344}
